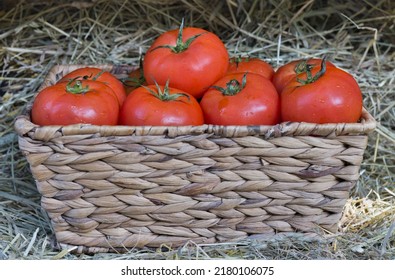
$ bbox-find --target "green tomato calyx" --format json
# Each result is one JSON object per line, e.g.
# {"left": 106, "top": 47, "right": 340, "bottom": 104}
{"left": 123, "top": 56, "right": 146, "bottom": 88}
{"left": 64, "top": 70, "right": 106, "bottom": 94}
{"left": 212, "top": 73, "right": 247, "bottom": 96}
{"left": 91, "top": 69, "right": 105, "bottom": 81}
{"left": 294, "top": 59, "right": 314, "bottom": 75}
{"left": 66, "top": 78, "right": 90, "bottom": 94}
{"left": 296, "top": 57, "right": 327, "bottom": 85}
{"left": 230, "top": 55, "right": 251, "bottom": 69}
{"left": 150, "top": 18, "right": 206, "bottom": 54}
{"left": 144, "top": 80, "right": 190, "bottom": 102}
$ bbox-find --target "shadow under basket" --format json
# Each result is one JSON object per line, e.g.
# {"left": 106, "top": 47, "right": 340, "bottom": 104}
{"left": 14, "top": 64, "right": 376, "bottom": 254}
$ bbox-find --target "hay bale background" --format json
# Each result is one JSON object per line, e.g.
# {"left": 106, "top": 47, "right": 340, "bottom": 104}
{"left": 0, "top": 0, "right": 394, "bottom": 259}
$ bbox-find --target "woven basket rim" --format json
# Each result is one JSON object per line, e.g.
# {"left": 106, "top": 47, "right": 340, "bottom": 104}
{"left": 14, "top": 64, "right": 377, "bottom": 139}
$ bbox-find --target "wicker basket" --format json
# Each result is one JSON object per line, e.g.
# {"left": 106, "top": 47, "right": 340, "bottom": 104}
{"left": 14, "top": 64, "right": 376, "bottom": 253}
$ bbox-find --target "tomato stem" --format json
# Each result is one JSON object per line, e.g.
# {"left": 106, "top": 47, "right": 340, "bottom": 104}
{"left": 150, "top": 18, "right": 206, "bottom": 54}
{"left": 123, "top": 56, "right": 146, "bottom": 87}
{"left": 212, "top": 73, "right": 247, "bottom": 96}
{"left": 231, "top": 55, "right": 250, "bottom": 69}
{"left": 91, "top": 70, "right": 105, "bottom": 81}
{"left": 65, "top": 78, "right": 90, "bottom": 94}
{"left": 296, "top": 56, "right": 327, "bottom": 85}
{"left": 143, "top": 80, "right": 190, "bottom": 102}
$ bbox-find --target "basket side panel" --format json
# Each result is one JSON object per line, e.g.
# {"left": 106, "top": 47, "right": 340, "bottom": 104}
{"left": 18, "top": 128, "right": 369, "bottom": 250}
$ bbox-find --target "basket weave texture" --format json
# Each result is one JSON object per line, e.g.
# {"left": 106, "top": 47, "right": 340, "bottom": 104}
{"left": 14, "top": 65, "right": 376, "bottom": 253}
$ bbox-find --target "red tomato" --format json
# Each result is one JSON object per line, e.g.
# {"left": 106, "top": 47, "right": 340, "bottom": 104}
{"left": 281, "top": 65, "right": 363, "bottom": 124}
{"left": 31, "top": 80, "right": 119, "bottom": 126}
{"left": 59, "top": 67, "right": 126, "bottom": 106}
{"left": 273, "top": 58, "right": 336, "bottom": 94}
{"left": 200, "top": 73, "right": 280, "bottom": 125}
{"left": 227, "top": 56, "right": 274, "bottom": 80}
{"left": 119, "top": 83, "right": 204, "bottom": 126}
{"left": 143, "top": 20, "right": 229, "bottom": 99}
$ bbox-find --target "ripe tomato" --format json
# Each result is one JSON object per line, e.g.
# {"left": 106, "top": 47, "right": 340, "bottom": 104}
{"left": 281, "top": 63, "right": 363, "bottom": 124}
{"left": 143, "top": 19, "right": 229, "bottom": 99}
{"left": 200, "top": 72, "right": 280, "bottom": 125}
{"left": 273, "top": 58, "right": 336, "bottom": 94}
{"left": 59, "top": 67, "right": 126, "bottom": 106}
{"left": 119, "top": 82, "right": 204, "bottom": 126}
{"left": 227, "top": 56, "right": 274, "bottom": 80}
{"left": 31, "top": 79, "right": 119, "bottom": 126}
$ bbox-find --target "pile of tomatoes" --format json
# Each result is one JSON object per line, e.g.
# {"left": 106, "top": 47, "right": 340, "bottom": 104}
{"left": 31, "top": 20, "right": 363, "bottom": 126}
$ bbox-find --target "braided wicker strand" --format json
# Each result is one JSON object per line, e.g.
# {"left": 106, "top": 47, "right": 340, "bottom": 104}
{"left": 14, "top": 65, "right": 376, "bottom": 253}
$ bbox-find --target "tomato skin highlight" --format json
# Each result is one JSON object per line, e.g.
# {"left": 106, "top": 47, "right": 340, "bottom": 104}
{"left": 200, "top": 73, "right": 280, "bottom": 125}
{"left": 281, "top": 67, "right": 363, "bottom": 124}
{"left": 119, "top": 85, "right": 204, "bottom": 126}
{"left": 227, "top": 57, "right": 274, "bottom": 80}
{"left": 31, "top": 80, "right": 120, "bottom": 126}
{"left": 273, "top": 58, "right": 336, "bottom": 94}
{"left": 143, "top": 26, "right": 229, "bottom": 99}
{"left": 59, "top": 67, "right": 127, "bottom": 106}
